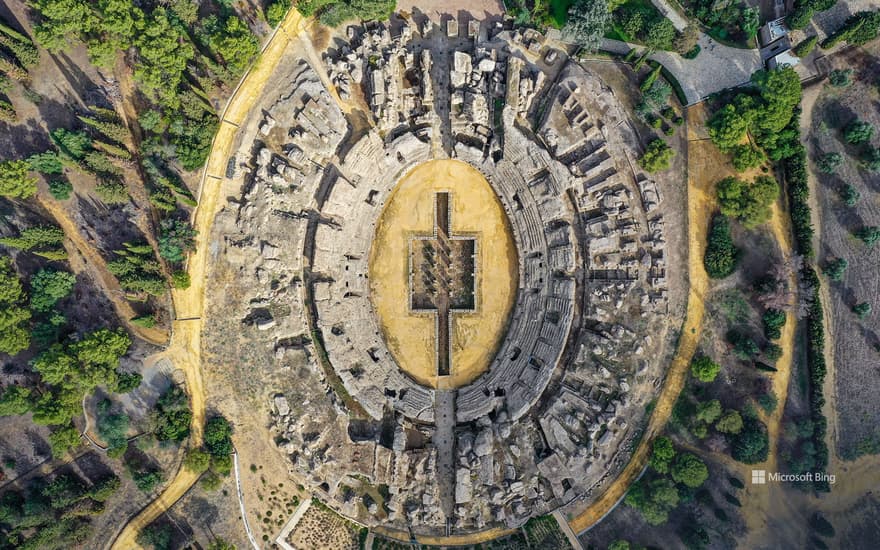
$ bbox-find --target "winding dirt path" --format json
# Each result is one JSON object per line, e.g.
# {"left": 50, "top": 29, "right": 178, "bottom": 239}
{"left": 108, "top": 9, "right": 310, "bottom": 549}
{"left": 568, "top": 104, "right": 715, "bottom": 534}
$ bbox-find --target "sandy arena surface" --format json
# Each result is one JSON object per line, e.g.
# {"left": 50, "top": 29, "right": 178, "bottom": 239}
{"left": 369, "top": 159, "right": 518, "bottom": 389}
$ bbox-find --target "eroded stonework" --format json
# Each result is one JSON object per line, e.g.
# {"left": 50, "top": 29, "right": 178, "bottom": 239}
{"left": 213, "top": 17, "right": 685, "bottom": 536}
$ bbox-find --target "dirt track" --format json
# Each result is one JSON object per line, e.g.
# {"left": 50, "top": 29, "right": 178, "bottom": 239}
{"left": 108, "top": 9, "right": 310, "bottom": 549}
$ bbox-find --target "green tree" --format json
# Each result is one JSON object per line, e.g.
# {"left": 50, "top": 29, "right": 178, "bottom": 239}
{"left": 131, "top": 469, "right": 163, "bottom": 493}
{"left": 158, "top": 219, "right": 197, "bottom": 263}
{"left": 562, "top": 0, "right": 610, "bottom": 51}
{"left": 844, "top": 120, "right": 874, "bottom": 144}
{"left": 729, "top": 331, "right": 759, "bottom": 360}
{"left": 762, "top": 308, "right": 786, "bottom": 340}
{"left": 136, "top": 522, "right": 172, "bottom": 550}
{"left": 266, "top": 0, "right": 291, "bottom": 26}
{"left": 731, "top": 144, "right": 764, "bottom": 171}
{"left": 153, "top": 386, "right": 191, "bottom": 442}
{"left": 50, "top": 128, "right": 92, "bottom": 160}
{"left": 183, "top": 447, "right": 211, "bottom": 472}
{"left": 88, "top": 474, "right": 121, "bottom": 502}
{"left": 625, "top": 477, "right": 680, "bottom": 525}
{"left": 708, "top": 104, "right": 749, "bottom": 151}
{"left": 27, "top": 152, "right": 64, "bottom": 175}
{"left": 0, "top": 258, "right": 31, "bottom": 355}
{"left": 638, "top": 139, "right": 674, "bottom": 172}
{"left": 114, "top": 371, "right": 142, "bottom": 393}
{"left": 30, "top": 0, "right": 97, "bottom": 51}
{"left": 649, "top": 436, "right": 675, "bottom": 473}
{"left": 716, "top": 175, "right": 779, "bottom": 228}
{"left": 204, "top": 415, "right": 233, "bottom": 457}
{"left": 715, "top": 410, "right": 743, "bottom": 434}
{"left": 828, "top": 69, "right": 853, "bottom": 87}
{"left": 29, "top": 268, "right": 76, "bottom": 312}
{"left": 691, "top": 355, "right": 721, "bottom": 383}
{"left": 732, "top": 417, "right": 769, "bottom": 463}
{"left": 0, "top": 159, "right": 38, "bottom": 199}
{"left": 670, "top": 453, "right": 709, "bottom": 488}
{"left": 97, "top": 406, "right": 130, "bottom": 455}
{"left": 48, "top": 423, "right": 82, "bottom": 458}
{"left": 695, "top": 400, "right": 722, "bottom": 424}
{"left": 703, "top": 215, "right": 739, "bottom": 278}
{"left": 199, "top": 15, "right": 259, "bottom": 74}
{"left": 645, "top": 19, "right": 676, "bottom": 50}
{"left": 0, "top": 385, "right": 32, "bottom": 416}
{"left": 822, "top": 258, "right": 847, "bottom": 281}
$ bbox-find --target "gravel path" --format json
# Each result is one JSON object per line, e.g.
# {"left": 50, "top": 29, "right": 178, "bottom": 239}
{"left": 600, "top": 35, "right": 762, "bottom": 104}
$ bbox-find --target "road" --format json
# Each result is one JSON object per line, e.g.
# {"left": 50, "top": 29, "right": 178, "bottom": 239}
{"left": 599, "top": 34, "right": 761, "bottom": 105}
{"left": 108, "top": 8, "right": 310, "bottom": 549}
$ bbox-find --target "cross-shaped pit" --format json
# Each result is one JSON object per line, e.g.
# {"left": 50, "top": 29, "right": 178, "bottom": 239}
{"left": 409, "top": 192, "right": 477, "bottom": 377}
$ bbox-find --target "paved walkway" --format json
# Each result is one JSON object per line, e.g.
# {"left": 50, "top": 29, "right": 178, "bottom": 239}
{"left": 599, "top": 35, "right": 762, "bottom": 104}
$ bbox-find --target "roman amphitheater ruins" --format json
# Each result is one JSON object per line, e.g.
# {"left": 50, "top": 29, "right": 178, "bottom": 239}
{"left": 210, "top": 14, "right": 686, "bottom": 538}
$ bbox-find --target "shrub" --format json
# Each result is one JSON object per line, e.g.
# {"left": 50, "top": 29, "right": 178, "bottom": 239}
{"left": 703, "top": 215, "right": 739, "bottom": 278}
{"left": 822, "top": 258, "right": 847, "bottom": 281}
{"left": 171, "top": 271, "right": 191, "bottom": 289}
{"left": 839, "top": 183, "right": 860, "bottom": 206}
{"left": 856, "top": 226, "right": 880, "bottom": 245}
{"left": 853, "top": 302, "right": 871, "bottom": 319}
{"left": 793, "top": 35, "right": 818, "bottom": 56}
{"left": 828, "top": 69, "right": 853, "bottom": 88}
{"left": 810, "top": 513, "right": 835, "bottom": 538}
{"left": 691, "top": 355, "right": 720, "bottom": 382}
{"left": 131, "top": 315, "right": 157, "bottom": 328}
{"left": 816, "top": 152, "right": 843, "bottom": 173}
{"left": 844, "top": 120, "right": 874, "bottom": 144}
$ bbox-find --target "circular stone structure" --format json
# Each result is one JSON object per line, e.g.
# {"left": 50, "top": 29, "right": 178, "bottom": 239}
{"left": 369, "top": 160, "right": 518, "bottom": 389}
{"left": 214, "top": 17, "right": 687, "bottom": 541}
